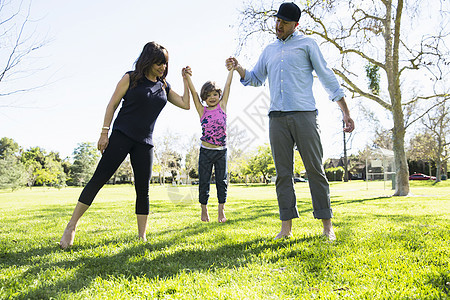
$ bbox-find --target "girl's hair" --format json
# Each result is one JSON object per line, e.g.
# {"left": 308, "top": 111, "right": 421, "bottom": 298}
{"left": 130, "top": 42, "right": 168, "bottom": 88}
{"left": 200, "top": 81, "right": 222, "bottom": 102}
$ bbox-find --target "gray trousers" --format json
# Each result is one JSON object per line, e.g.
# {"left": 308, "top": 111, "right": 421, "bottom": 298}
{"left": 269, "top": 111, "right": 332, "bottom": 220}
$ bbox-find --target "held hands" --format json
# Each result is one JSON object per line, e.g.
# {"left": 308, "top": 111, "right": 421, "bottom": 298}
{"left": 225, "top": 57, "right": 238, "bottom": 71}
{"left": 182, "top": 66, "right": 192, "bottom": 78}
{"left": 226, "top": 57, "right": 246, "bottom": 79}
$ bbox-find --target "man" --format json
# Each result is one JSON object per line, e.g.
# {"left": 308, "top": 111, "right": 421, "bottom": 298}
{"left": 226, "top": 2, "right": 354, "bottom": 240}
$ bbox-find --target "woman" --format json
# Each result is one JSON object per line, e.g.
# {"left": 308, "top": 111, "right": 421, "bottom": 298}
{"left": 60, "top": 42, "right": 190, "bottom": 249}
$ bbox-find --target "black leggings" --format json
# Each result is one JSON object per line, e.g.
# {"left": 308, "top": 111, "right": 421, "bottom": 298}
{"left": 78, "top": 130, "right": 154, "bottom": 214}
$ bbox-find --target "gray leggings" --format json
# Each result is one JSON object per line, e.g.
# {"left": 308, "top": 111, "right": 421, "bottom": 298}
{"left": 269, "top": 111, "right": 332, "bottom": 220}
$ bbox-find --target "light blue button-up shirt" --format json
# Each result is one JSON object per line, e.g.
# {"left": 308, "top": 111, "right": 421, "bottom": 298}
{"left": 241, "top": 32, "right": 345, "bottom": 113}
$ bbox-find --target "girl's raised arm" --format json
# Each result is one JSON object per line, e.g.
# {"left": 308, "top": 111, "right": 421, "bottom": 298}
{"left": 220, "top": 67, "right": 234, "bottom": 113}
{"left": 184, "top": 66, "right": 204, "bottom": 118}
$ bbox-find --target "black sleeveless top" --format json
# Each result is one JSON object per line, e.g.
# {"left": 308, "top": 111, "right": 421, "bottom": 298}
{"left": 112, "top": 72, "right": 170, "bottom": 146}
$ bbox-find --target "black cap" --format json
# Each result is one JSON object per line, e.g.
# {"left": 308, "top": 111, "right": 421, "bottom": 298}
{"left": 275, "top": 2, "right": 301, "bottom": 22}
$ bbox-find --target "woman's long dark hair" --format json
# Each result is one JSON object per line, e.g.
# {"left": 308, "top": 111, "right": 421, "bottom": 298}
{"left": 130, "top": 42, "right": 168, "bottom": 88}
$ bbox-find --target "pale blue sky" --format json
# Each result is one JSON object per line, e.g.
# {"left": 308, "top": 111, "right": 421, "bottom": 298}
{"left": 1, "top": 0, "right": 359, "bottom": 160}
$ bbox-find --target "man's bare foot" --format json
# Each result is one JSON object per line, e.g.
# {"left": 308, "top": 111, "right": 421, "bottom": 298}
{"left": 322, "top": 219, "right": 336, "bottom": 241}
{"left": 322, "top": 230, "right": 336, "bottom": 241}
{"left": 218, "top": 203, "right": 227, "bottom": 223}
{"left": 201, "top": 204, "right": 210, "bottom": 222}
{"left": 274, "top": 232, "right": 293, "bottom": 240}
{"left": 59, "top": 225, "right": 76, "bottom": 249}
{"left": 274, "top": 219, "right": 292, "bottom": 240}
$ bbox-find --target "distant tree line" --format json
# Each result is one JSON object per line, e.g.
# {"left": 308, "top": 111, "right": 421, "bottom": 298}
{"left": 0, "top": 129, "right": 448, "bottom": 190}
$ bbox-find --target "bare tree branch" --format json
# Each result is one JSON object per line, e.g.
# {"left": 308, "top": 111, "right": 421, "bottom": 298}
{"left": 333, "top": 68, "right": 392, "bottom": 110}
{"left": 0, "top": 0, "right": 50, "bottom": 104}
{"left": 405, "top": 97, "right": 450, "bottom": 129}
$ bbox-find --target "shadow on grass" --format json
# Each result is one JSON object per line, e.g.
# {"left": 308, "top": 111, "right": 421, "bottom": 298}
{"left": 2, "top": 214, "right": 332, "bottom": 299}
{"left": 332, "top": 195, "right": 393, "bottom": 207}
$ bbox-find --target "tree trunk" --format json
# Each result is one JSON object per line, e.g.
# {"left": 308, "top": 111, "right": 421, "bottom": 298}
{"left": 444, "top": 161, "right": 448, "bottom": 180}
{"left": 386, "top": 0, "right": 409, "bottom": 196}
{"left": 435, "top": 140, "right": 443, "bottom": 182}
{"left": 392, "top": 118, "right": 410, "bottom": 195}
{"left": 436, "top": 161, "right": 442, "bottom": 183}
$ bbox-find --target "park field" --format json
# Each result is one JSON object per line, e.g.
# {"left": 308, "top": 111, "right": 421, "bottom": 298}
{"left": 0, "top": 181, "right": 449, "bottom": 299}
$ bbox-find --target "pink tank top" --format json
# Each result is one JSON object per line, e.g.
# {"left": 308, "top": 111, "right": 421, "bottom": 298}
{"left": 200, "top": 104, "right": 227, "bottom": 146}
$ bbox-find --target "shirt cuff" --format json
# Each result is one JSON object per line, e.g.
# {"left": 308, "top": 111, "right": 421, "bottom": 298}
{"left": 330, "top": 89, "right": 345, "bottom": 102}
{"left": 240, "top": 70, "right": 252, "bottom": 86}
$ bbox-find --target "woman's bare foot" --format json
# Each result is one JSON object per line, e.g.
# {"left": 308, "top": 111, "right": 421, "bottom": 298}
{"left": 218, "top": 203, "right": 227, "bottom": 223}
{"left": 59, "top": 225, "right": 76, "bottom": 249}
{"left": 59, "top": 201, "right": 89, "bottom": 249}
{"left": 137, "top": 214, "right": 148, "bottom": 242}
{"left": 201, "top": 204, "right": 210, "bottom": 222}
{"left": 274, "top": 219, "right": 292, "bottom": 240}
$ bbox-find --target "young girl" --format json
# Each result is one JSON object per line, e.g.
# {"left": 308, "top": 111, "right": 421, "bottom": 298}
{"left": 184, "top": 65, "right": 234, "bottom": 223}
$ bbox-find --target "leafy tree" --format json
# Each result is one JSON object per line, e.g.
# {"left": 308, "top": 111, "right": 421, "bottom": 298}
{"left": 35, "top": 156, "right": 66, "bottom": 187}
{"left": 419, "top": 101, "right": 450, "bottom": 181}
{"left": 20, "top": 147, "right": 66, "bottom": 187}
{"left": 325, "top": 166, "right": 345, "bottom": 181}
{"left": 152, "top": 163, "right": 163, "bottom": 184}
{"left": 112, "top": 156, "right": 133, "bottom": 184}
{"left": 294, "top": 149, "right": 305, "bottom": 177}
{"left": 21, "top": 147, "right": 45, "bottom": 187}
{"left": 0, "top": 137, "right": 20, "bottom": 158}
{"left": 408, "top": 132, "right": 437, "bottom": 177}
{"left": 372, "top": 129, "right": 394, "bottom": 150}
{"left": 0, "top": 155, "right": 27, "bottom": 190}
{"left": 21, "top": 146, "right": 45, "bottom": 166}
{"left": 237, "top": 0, "right": 450, "bottom": 196}
{"left": 365, "top": 63, "right": 381, "bottom": 95}
{"left": 71, "top": 142, "right": 99, "bottom": 186}
{"left": 60, "top": 158, "right": 72, "bottom": 181}
{"left": 185, "top": 135, "right": 200, "bottom": 180}
{"left": 244, "top": 144, "right": 275, "bottom": 184}
{"left": 0, "top": 137, "right": 26, "bottom": 189}
{"left": 154, "top": 132, "right": 183, "bottom": 184}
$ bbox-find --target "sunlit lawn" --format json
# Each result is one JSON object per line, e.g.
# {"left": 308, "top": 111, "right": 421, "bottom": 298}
{"left": 0, "top": 181, "right": 449, "bottom": 299}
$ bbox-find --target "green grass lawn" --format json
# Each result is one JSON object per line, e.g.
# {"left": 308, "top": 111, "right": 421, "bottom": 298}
{"left": 0, "top": 181, "right": 449, "bottom": 299}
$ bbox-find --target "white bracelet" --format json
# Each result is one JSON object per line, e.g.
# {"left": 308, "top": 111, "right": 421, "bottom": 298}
{"left": 102, "top": 126, "right": 110, "bottom": 130}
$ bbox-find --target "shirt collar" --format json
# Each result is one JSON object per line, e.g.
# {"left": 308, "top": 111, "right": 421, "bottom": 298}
{"left": 278, "top": 31, "right": 298, "bottom": 42}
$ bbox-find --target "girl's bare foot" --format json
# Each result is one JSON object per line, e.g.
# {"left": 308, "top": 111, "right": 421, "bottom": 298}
{"left": 218, "top": 203, "right": 227, "bottom": 223}
{"left": 59, "top": 225, "right": 76, "bottom": 249}
{"left": 201, "top": 204, "right": 210, "bottom": 222}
